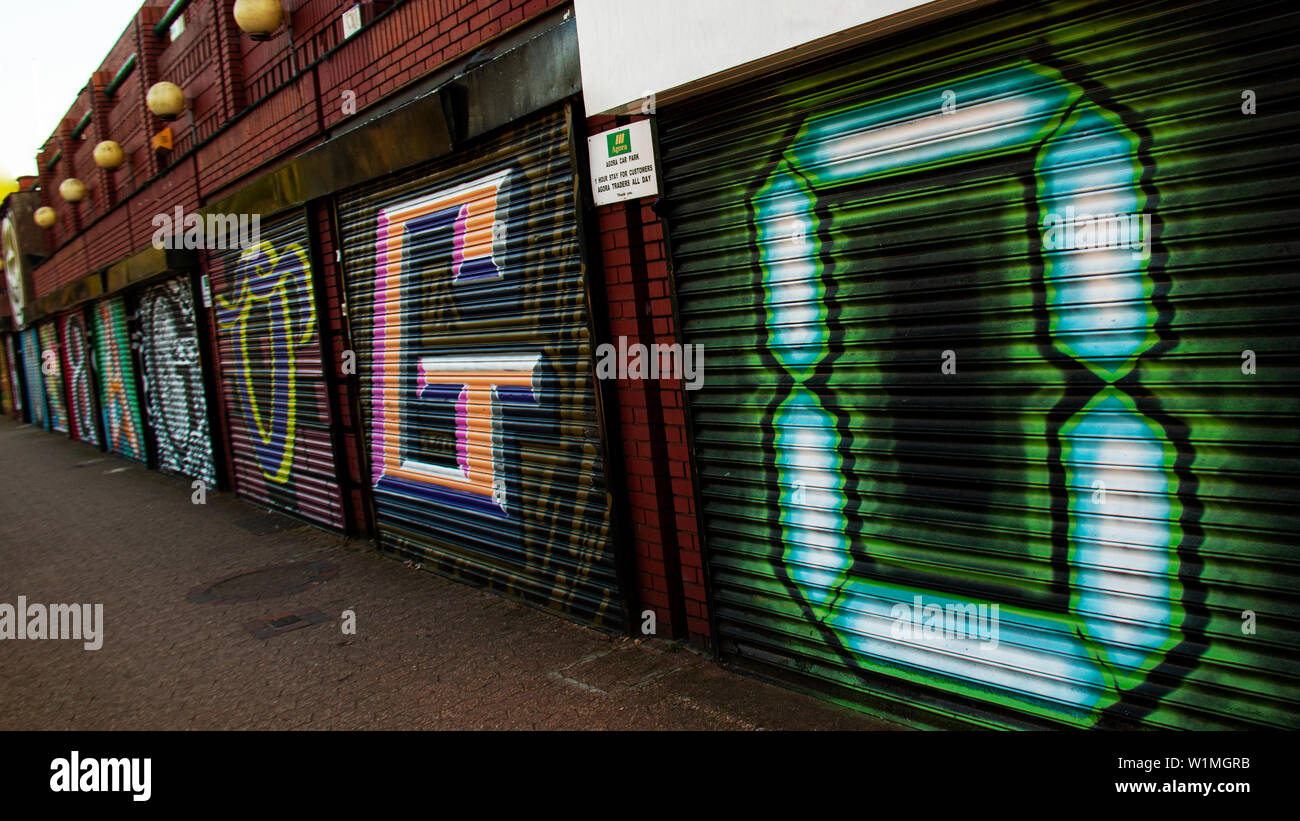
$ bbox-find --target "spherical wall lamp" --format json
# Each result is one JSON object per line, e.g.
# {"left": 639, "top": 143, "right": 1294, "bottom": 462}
{"left": 233, "top": 0, "right": 284, "bottom": 41}
{"left": 146, "top": 81, "right": 186, "bottom": 120}
{"left": 93, "top": 140, "right": 125, "bottom": 171}
{"left": 34, "top": 207, "right": 58, "bottom": 228}
{"left": 59, "top": 178, "right": 87, "bottom": 203}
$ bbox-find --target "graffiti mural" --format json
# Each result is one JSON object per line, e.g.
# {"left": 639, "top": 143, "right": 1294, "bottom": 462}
{"left": 138, "top": 277, "right": 216, "bottom": 486}
{"left": 746, "top": 59, "right": 1194, "bottom": 726}
{"left": 2, "top": 211, "right": 31, "bottom": 327}
{"left": 212, "top": 233, "right": 343, "bottom": 528}
{"left": 369, "top": 169, "right": 526, "bottom": 508}
{"left": 93, "top": 298, "right": 147, "bottom": 462}
{"left": 21, "top": 328, "right": 45, "bottom": 428}
{"left": 665, "top": 2, "right": 1299, "bottom": 729}
{"left": 341, "top": 110, "right": 623, "bottom": 627}
{"left": 60, "top": 312, "right": 101, "bottom": 446}
{"left": 36, "top": 322, "right": 68, "bottom": 433}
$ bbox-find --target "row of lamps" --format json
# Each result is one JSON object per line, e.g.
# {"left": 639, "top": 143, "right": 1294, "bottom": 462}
{"left": 35, "top": 1, "right": 284, "bottom": 228}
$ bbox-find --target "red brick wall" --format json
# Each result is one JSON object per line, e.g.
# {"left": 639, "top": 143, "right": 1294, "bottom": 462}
{"left": 29, "top": 0, "right": 565, "bottom": 301}
{"left": 157, "top": 0, "right": 224, "bottom": 156}
{"left": 28, "top": 2, "right": 166, "bottom": 297}
{"left": 103, "top": 22, "right": 149, "bottom": 203}
{"left": 316, "top": 0, "right": 561, "bottom": 132}
{"left": 196, "top": 69, "right": 321, "bottom": 201}
{"left": 36, "top": 121, "right": 80, "bottom": 251}
{"left": 589, "top": 114, "right": 709, "bottom": 647}
{"left": 70, "top": 87, "right": 105, "bottom": 227}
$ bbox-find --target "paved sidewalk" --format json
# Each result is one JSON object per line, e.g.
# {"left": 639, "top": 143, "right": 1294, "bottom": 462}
{"left": 0, "top": 418, "right": 898, "bottom": 730}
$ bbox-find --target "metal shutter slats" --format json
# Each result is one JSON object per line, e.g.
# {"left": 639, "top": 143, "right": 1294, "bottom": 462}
{"left": 662, "top": 0, "right": 1300, "bottom": 728}
{"left": 59, "top": 311, "right": 101, "bottom": 447}
{"left": 138, "top": 276, "right": 217, "bottom": 487}
{"left": 36, "top": 322, "right": 68, "bottom": 434}
{"left": 0, "top": 335, "right": 16, "bottom": 417}
{"left": 21, "top": 328, "right": 46, "bottom": 428}
{"left": 92, "top": 297, "right": 148, "bottom": 463}
{"left": 208, "top": 212, "right": 345, "bottom": 530}
{"left": 338, "top": 107, "right": 624, "bottom": 628}
{"left": 92, "top": 296, "right": 148, "bottom": 465}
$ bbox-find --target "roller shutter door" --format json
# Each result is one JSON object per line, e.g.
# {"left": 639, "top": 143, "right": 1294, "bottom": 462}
{"left": 92, "top": 297, "right": 148, "bottom": 463}
{"left": 0, "top": 333, "right": 16, "bottom": 418}
{"left": 660, "top": 0, "right": 1300, "bottom": 728}
{"left": 338, "top": 106, "right": 624, "bottom": 628}
{"left": 208, "top": 211, "right": 344, "bottom": 529}
{"left": 20, "top": 328, "right": 45, "bottom": 428}
{"left": 137, "top": 276, "right": 217, "bottom": 486}
{"left": 36, "top": 321, "right": 68, "bottom": 434}
{"left": 59, "top": 310, "right": 101, "bottom": 447}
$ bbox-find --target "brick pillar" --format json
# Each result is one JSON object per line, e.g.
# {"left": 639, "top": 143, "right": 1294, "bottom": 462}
{"left": 308, "top": 198, "right": 371, "bottom": 537}
{"left": 135, "top": 5, "right": 169, "bottom": 179}
{"left": 590, "top": 114, "right": 710, "bottom": 647}
{"left": 89, "top": 70, "right": 118, "bottom": 212}
{"left": 212, "top": 0, "right": 247, "bottom": 120}
{"left": 55, "top": 122, "right": 84, "bottom": 236}
{"left": 35, "top": 143, "right": 60, "bottom": 248}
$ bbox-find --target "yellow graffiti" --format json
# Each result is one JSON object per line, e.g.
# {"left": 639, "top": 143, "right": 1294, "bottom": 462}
{"left": 216, "top": 241, "right": 316, "bottom": 484}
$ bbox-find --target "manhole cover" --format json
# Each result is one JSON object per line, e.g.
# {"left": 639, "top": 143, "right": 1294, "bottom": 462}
{"left": 188, "top": 561, "right": 339, "bottom": 603}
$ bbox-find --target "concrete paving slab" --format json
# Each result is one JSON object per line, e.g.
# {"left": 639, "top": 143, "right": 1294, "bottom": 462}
{"left": 0, "top": 418, "right": 901, "bottom": 731}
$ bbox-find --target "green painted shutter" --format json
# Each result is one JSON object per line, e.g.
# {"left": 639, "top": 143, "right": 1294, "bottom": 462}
{"left": 337, "top": 106, "right": 625, "bottom": 629}
{"left": 92, "top": 297, "right": 148, "bottom": 463}
{"left": 660, "top": 0, "right": 1299, "bottom": 728}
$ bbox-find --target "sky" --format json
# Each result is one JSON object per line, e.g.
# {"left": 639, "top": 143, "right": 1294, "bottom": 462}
{"left": 0, "top": 0, "right": 146, "bottom": 193}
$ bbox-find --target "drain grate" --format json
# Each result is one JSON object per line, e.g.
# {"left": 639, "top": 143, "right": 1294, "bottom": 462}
{"left": 243, "top": 609, "right": 330, "bottom": 640}
{"left": 188, "top": 561, "right": 339, "bottom": 604}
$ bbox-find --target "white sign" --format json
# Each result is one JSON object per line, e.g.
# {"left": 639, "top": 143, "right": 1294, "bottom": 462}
{"left": 588, "top": 120, "right": 658, "bottom": 206}
{"left": 342, "top": 5, "right": 363, "bottom": 39}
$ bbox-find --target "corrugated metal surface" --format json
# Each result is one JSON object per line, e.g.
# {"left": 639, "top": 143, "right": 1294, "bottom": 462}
{"left": 92, "top": 297, "right": 148, "bottom": 463}
{"left": 21, "top": 328, "right": 46, "bottom": 428}
{"left": 0, "top": 333, "right": 16, "bottom": 418}
{"left": 137, "top": 276, "right": 217, "bottom": 486}
{"left": 208, "top": 211, "right": 344, "bottom": 529}
{"left": 661, "top": 0, "right": 1300, "bottom": 728}
{"left": 59, "top": 310, "right": 102, "bottom": 447}
{"left": 36, "top": 321, "right": 68, "bottom": 434}
{"left": 338, "top": 106, "right": 624, "bottom": 628}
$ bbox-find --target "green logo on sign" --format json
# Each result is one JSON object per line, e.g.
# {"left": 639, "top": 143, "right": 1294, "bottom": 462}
{"left": 607, "top": 129, "right": 631, "bottom": 157}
